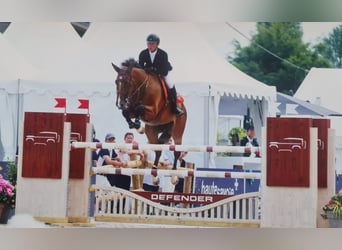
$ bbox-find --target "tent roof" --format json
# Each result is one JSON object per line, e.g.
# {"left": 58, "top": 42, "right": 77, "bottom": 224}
{"left": 295, "top": 68, "right": 342, "bottom": 113}
{"left": 277, "top": 92, "right": 341, "bottom": 116}
{"left": 2, "top": 22, "right": 276, "bottom": 100}
{"left": 0, "top": 34, "right": 39, "bottom": 79}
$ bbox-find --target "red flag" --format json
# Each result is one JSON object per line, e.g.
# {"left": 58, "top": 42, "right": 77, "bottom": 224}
{"left": 55, "top": 98, "right": 66, "bottom": 108}
{"left": 78, "top": 99, "right": 89, "bottom": 109}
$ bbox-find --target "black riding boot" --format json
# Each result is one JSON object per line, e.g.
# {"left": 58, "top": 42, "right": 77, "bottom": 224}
{"left": 169, "top": 86, "right": 184, "bottom": 116}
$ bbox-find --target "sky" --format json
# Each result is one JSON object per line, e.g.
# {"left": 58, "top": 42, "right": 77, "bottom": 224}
{"left": 199, "top": 22, "right": 342, "bottom": 59}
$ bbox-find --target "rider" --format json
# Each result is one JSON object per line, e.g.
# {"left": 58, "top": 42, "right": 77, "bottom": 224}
{"left": 138, "top": 34, "right": 184, "bottom": 116}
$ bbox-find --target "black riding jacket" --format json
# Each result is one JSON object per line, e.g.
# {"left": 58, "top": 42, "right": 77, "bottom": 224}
{"left": 138, "top": 48, "right": 172, "bottom": 76}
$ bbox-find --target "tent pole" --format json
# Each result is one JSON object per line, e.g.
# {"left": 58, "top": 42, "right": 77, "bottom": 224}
{"left": 15, "top": 78, "right": 20, "bottom": 157}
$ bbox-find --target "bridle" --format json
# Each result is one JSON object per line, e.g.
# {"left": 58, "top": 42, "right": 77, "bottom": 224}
{"left": 115, "top": 66, "right": 150, "bottom": 110}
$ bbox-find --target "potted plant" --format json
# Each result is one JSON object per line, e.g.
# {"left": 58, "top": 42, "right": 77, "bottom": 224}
{"left": 323, "top": 189, "right": 342, "bottom": 228}
{"left": 0, "top": 161, "right": 17, "bottom": 224}
{"left": 228, "top": 127, "right": 247, "bottom": 146}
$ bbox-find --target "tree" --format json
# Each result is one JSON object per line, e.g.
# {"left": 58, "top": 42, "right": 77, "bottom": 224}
{"left": 229, "top": 22, "right": 331, "bottom": 94}
{"left": 318, "top": 25, "right": 342, "bottom": 68}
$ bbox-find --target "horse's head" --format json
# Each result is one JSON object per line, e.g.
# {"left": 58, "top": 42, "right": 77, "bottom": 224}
{"left": 112, "top": 59, "right": 148, "bottom": 110}
{"left": 112, "top": 62, "right": 132, "bottom": 110}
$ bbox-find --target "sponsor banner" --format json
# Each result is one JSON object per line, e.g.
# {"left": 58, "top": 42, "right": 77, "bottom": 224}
{"left": 194, "top": 168, "right": 260, "bottom": 196}
{"left": 133, "top": 191, "right": 230, "bottom": 205}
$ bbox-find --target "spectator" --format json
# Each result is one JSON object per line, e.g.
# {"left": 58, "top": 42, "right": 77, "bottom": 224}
{"left": 91, "top": 138, "right": 100, "bottom": 165}
{"left": 158, "top": 138, "right": 176, "bottom": 193}
{"left": 117, "top": 132, "right": 144, "bottom": 190}
{"left": 142, "top": 149, "right": 160, "bottom": 192}
{"left": 97, "top": 133, "right": 129, "bottom": 187}
{"left": 117, "top": 132, "right": 144, "bottom": 163}
{"left": 90, "top": 126, "right": 100, "bottom": 216}
{"left": 97, "top": 133, "right": 129, "bottom": 213}
{"left": 240, "top": 126, "right": 259, "bottom": 157}
{"left": 91, "top": 127, "right": 100, "bottom": 167}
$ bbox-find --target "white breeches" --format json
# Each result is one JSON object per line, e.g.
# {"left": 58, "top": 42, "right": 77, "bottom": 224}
{"left": 164, "top": 75, "right": 174, "bottom": 88}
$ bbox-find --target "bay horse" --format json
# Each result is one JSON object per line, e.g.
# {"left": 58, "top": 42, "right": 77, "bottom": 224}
{"left": 112, "top": 59, "right": 187, "bottom": 170}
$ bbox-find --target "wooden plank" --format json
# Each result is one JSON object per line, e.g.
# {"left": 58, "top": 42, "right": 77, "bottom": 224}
{"left": 66, "top": 113, "right": 89, "bottom": 179}
{"left": 94, "top": 216, "right": 260, "bottom": 228}
{"left": 313, "top": 119, "right": 330, "bottom": 188}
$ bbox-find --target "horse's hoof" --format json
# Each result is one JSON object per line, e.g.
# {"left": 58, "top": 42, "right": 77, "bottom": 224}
{"left": 128, "top": 122, "right": 135, "bottom": 129}
{"left": 133, "top": 121, "right": 141, "bottom": 129}
{"left": 171, "top": 175, "right": 179, "bottom": 185}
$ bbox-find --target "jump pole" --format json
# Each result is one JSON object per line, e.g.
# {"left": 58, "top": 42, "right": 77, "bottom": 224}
{"left": 92, "top": 166, "right": 261, "bottom": 179}
{"left": 72, "top": 142, "right": 260, "bottom": 155}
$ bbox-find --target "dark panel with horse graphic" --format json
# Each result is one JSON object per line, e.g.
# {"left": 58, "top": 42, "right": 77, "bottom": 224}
{"left": 22, "top": 112, "right": 65, "bottom": 178}
{"left": 267, "top": 117, "right": 312, "bottom": 187}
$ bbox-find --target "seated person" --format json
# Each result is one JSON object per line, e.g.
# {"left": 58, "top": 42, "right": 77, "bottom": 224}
{"left": 240, "top": 126, "right": 259, "bottom": 157}
{"left": 97, "top": 133, "right": 129, "bottom": 190}
{"left": 142, "top": 149, "right": 160, "bottom": 192}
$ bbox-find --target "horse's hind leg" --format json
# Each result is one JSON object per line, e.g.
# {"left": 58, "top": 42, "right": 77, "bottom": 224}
{"left": 172, "top": 105, "right": 187, "bottom": 170}
{"left": 172, "top": 151, "right": 180, "bottom": 170}
{"left": 144, "top": 125, "right": 162, "bottom": 168}
{"left": 158, "top": 130, "right": 172, "bottom": 145}
{"left": 157, "top": 123, "right": 180, "bottom": 170}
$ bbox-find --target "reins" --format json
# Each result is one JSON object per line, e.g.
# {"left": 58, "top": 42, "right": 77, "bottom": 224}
{"left": 128, "top": 73, "right": 150, "bottom": 102}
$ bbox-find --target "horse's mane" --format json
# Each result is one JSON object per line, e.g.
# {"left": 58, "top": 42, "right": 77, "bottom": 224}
{"left": 121, "top": 58, "right": 141, "bottom": 69}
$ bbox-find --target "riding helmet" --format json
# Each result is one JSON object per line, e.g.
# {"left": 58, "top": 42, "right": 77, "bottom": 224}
{"left": 146, "top": 34, "right": 160, "bottom": 44}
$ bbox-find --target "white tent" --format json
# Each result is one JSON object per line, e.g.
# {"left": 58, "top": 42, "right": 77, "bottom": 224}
{"left": 0, "top": 34, "right": 39, "bottom": 80}
{"left": 295, "top": 68, "right": 342, "bottom": 136}
{"left": 0, "top": 22, "right": 276, "bottom": 168}
{"left": 295, "top": 67, "right": 342, "bottom": 173}
{"left": 295, "top": 68, "right": 342, "bottom": 113}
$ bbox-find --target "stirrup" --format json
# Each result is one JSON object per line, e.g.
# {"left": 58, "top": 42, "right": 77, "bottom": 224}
{"left": 174, "top": 107, "right": 184, "bottom": 116}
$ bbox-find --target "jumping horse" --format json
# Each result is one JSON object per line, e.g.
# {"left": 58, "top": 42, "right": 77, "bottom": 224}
{"left": 112, "top": 58, "right": 187, "bottom": 170}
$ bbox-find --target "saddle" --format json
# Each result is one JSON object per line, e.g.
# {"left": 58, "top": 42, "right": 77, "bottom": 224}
{"left": 144, "top": 69, "right": 184, "bottom": 105}
{"left": 158, "top": 76, "right": 169, "bottom": 101}
{"left": 158, "top": 76, "right": 184, "bottom": 105}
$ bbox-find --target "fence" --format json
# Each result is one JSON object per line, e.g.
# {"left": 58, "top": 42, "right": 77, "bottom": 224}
{"left": 94, "top": 186, "right": 261, "bottom": 227}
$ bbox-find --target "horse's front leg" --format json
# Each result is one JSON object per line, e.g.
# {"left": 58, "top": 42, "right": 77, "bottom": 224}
{"left": 153, "top": 150, "right": 161, "bottom": 169}
{"left": 150, "top": 150, "right": 161, "bottom": 185}
{"left": 135, "top": 104, "right": 146, "bottom": 117}
{"left": 122, "top": 109, "right": 141, "bottom": 129}
{"left": 173, "top": 151, "right": 180, "bottom": 170}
